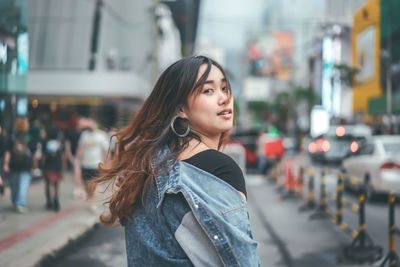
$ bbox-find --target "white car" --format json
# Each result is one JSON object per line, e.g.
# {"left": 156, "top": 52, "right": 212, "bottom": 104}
{"left": 342, "top": 135, "right": 400, "bottom": 198}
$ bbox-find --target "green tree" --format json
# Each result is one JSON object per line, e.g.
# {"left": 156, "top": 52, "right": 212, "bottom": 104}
{"left": 334, "top": 64, "right": 359, "bottom": 87}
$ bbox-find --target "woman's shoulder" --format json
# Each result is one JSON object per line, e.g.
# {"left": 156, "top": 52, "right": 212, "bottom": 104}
{"left": 193, "top": 149, "right": 231, "bottom": 159}
{"left": 185, "top": 149, "right": 239, "bottom": 168}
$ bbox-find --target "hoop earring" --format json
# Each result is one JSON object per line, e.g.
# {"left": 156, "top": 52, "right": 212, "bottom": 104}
{"left": 170, "top": 116, "right": 190, "bottom": 137}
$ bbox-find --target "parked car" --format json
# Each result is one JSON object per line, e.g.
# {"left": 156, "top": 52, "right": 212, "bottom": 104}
{"left": 307, "top": 124, "right": 372, "bottom": 165}
{"left": 341, "top": 135, "right": 400, "bottom": 199}
{"left": 306, "top": 134, "right": 328, "bottom": 163}
{"left": 323, "top": 124, "right": 372, "bottom": 163}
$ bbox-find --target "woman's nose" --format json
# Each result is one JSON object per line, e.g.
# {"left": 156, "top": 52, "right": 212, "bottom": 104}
{"left": 218, "top": 90, "right": 230, "bottom": 105}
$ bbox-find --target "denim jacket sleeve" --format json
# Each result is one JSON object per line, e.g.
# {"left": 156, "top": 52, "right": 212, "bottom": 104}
{"left": 163, "top": 192, "right": 224, "bottom": 266}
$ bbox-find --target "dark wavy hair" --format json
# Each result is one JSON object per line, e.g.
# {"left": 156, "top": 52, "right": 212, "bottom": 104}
{"left": 89, "top": 56, "right": 232, "bottom": 225}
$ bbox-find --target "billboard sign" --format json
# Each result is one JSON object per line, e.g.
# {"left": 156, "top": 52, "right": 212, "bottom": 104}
{"left": 247, "top": 31, "right": 293, "bottom": 80}
{"left": 356, "top": 26, "right": 376, "bottom": 83}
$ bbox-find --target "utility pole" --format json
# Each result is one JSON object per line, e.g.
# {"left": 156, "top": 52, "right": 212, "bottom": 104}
{"left": 386, "top": 0, "right": 392, "bottom": 134}
{"left": 89, "top": 0, "right": 103, "bottom": 71}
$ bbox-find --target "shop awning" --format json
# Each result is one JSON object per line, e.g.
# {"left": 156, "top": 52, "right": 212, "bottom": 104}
{"left": 368, "top": 92, "right": 400, "bottom": 115}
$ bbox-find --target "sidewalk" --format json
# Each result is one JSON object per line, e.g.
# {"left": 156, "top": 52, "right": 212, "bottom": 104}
{"left": 0, "top": 172, "right": 99, "bottom": 267}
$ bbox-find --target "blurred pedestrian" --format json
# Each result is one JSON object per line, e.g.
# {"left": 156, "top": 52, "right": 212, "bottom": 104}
{"left": 41, "top": 124, "right": 64, "bottom": 211}
{"left": 89, "top": 56, "right": 261, "bottom": 266}
{"left": 3, "top": 117, "right": 35, "bottom": 213}
{"left": 0, "top": 126, "right": 7, "bottom": 198}
{"left": 29, "top": 117, "right": 43, "bottom": 178}
{"left": 75, "top": 118, "right": 108, "bottom": 195}
{"left": 256, "top": 129, "right": 269, "bottom": 174}
{"left": 0, "top": 175, "right": 4, "bottom": 198}
{"left": 64, "top": 123, "right": 84, "bottom": 198}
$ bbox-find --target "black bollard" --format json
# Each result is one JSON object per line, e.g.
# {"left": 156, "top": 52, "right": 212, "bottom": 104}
{"left": 309, "top": 168, "right": 329, "bottom": 219}
{"left": 299, "top": 167, "right": 316, "bottom": 211}
{"left": 343, "top": 184, "right": 383, "bottom": 264}
{"left": 379, "top": 192, "right": 400, "bottom": 267}
{"left": 335, "top": 172, "right": 344, "bottom": 226}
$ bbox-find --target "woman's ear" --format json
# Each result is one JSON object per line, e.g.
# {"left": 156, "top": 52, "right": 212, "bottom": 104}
{"left": 178, "top": 107, "right": 188, "bottom": 119}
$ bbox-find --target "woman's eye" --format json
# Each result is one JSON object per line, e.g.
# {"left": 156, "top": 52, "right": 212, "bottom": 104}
{"left": 222, "top": 86, "right": 228, "bottom": 91}
{"left": 203, "top": 89, "right": 213, "bottom": 94}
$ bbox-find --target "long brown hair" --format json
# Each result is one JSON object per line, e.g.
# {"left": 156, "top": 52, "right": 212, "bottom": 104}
{"left": 90, "top": 56, "right": 232, "bottom": 225}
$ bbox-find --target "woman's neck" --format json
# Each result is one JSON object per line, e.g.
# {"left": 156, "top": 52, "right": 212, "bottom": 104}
{"left": 177, "top": 136, "right": 219, "bottom": 161}
{"left": 198, "top": 135, "right": 219, "bottom": 150}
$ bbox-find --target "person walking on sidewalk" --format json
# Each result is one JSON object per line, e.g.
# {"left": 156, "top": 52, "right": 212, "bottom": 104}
{"left": 0, "top": 125, "right": 7, "bottom": 198}
{"left": 3, "top": 117, "right": 35, "bottom": 213}
{"left": 89, "top": 56, "right": 261, "bottom": 266}
{"left": 0, "top": 176, "right": 4, "bottom": 198}
{"left": 64, "top": 124, "right": 84, "bottom": 199}
{"left": 75, "top": 118, "right": 108, "bottom": 195}
{"left": 41, "top": 124, "right": 64, "bottom": 211}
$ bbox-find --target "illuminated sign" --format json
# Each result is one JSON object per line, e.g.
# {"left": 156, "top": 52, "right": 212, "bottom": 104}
{"left": 0, "top": 42, "right": 7, "bottom": 64}
{"left": 310, "top": 106, "right": 330, "bottom": 138}
{"left": 17, "top": 32, "right": 29, "bottom": 74}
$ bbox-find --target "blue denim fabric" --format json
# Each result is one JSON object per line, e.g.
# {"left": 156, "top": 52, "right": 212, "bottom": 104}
{"left": 125, "top": 149, "right": 261, "bottom": 266}
{"left": 10, "top": 171, "right": 31, "bottom": 207}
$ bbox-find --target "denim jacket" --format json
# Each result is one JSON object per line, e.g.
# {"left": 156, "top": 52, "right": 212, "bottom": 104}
{"left": 125, "top": 149, "right": 261, "bottom": 266}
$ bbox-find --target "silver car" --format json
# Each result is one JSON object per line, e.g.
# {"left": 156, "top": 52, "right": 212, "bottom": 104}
{"left": 323, "top": 124, "right": 372, "bottom": 164}
{"left": 342, "top": 135, "right": 400, "bottom": 198}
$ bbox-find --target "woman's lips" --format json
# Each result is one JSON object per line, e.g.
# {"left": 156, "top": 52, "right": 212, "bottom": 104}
{"left": 217, "top": 109, "right": 233, "bottom": 119}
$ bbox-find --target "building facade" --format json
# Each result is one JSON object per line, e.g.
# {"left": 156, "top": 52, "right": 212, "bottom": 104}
{"left": 0, "top": 0, "right": 29, "bottom": 134}
{"left": 27, "top": 0, "right": 157, "bottom": 128}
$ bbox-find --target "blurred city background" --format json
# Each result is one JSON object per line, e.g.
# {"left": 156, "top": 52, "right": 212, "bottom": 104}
{"left": 1, "top": 0, "right": 399, "bottom": 137}
{"left": 1, "top": 0, "right": 400, "bottom": 266}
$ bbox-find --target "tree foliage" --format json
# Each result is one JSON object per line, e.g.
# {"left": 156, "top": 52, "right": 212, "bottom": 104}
{"left": 334, "top": 64, "right": 359, "bottom": 87}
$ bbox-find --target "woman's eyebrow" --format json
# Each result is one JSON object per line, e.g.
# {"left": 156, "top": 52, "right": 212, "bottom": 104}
{"left": 204, "top": 78, "right": 227, "bottom": 84}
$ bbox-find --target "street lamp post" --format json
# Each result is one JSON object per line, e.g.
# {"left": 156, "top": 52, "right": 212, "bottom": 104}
{"left": 386, "top": 0, "right": 392, "bottom": 134}
{"left": 381, "top": 50, "right": 392, "bottom": 134}
{"left": 386, "top": 54, "right": 392, "bottom": 134}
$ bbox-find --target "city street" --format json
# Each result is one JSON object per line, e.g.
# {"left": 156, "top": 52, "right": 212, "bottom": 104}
{"left": 36, "top": 167, "right": 391, "bottom": 267}
{"left": 2, "top": 159, "right": 399, "bottom": 267}
{"left": 1, "top": 0, "right": 400, "bottom": 266}
{"left": 308, "top": 165, "right": 400, "bottom": 256}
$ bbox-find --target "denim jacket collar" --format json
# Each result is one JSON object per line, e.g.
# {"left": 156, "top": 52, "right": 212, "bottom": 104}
{"left": 152, "top": 146, "right": 180, "bottom": 209}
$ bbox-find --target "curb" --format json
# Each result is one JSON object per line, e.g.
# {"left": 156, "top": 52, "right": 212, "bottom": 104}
{"left": 35, "top": 221, "right": 100, "bottom": 267}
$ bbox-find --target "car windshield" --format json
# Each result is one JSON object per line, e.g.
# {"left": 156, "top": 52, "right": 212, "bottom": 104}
{"left": 383, "top": 142, "right": 400, "bottom": 155}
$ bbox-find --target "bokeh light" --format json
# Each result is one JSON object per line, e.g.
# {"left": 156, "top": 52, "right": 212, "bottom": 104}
{"left": 336, "top": 126, "right": 345, "bottom": 137}
{"left": 350, "top": 141, "right": 359, "bottom": 153}
{"left": 308, "top": 142, "right": 317, "bottom": 154}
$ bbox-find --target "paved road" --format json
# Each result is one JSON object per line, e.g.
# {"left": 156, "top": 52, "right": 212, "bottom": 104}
{"left": 280, "top": 154, "right": 400, "bottom": 258}
{"left": 311, "top": 165, "right": 400, "bottom": 255}
{"left": 43, "top": 224, "right": 126, "bottom": 267}
{"left": 43, "top": 171, "right": 373, "bottom": 267}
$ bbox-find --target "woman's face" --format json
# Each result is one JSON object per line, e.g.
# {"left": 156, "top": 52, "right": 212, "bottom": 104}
{"left": 180, "top": 64, "right": 234, "bottom": 139}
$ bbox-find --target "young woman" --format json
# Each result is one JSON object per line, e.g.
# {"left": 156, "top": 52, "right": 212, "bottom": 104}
{"left": 41, "top": 124, "right": 64, "bottom": 211}
{"left": 90, "top": 56, "right": 261, "bottom": 266}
